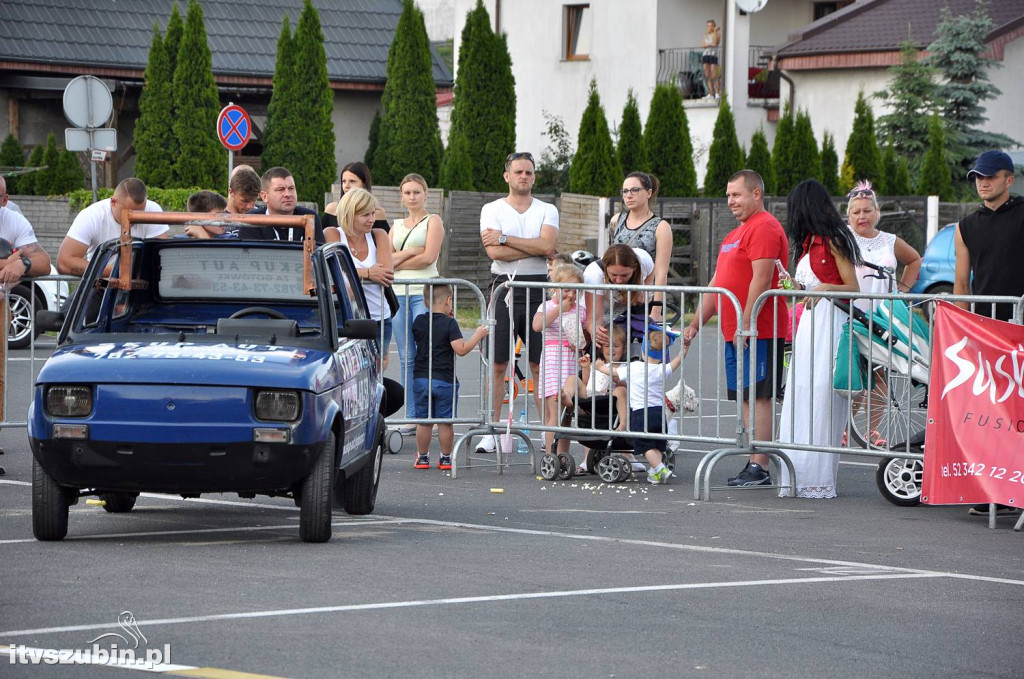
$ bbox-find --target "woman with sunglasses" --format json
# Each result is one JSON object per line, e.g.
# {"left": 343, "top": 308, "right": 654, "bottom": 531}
{"left": 610, "top": 172, "right": 672, "bottom": 322}
{"left": 846, "top": 180, "right": 921, "bottom": 304}
{"left": 777, "top": 179, "right": 862, "bottom": 499}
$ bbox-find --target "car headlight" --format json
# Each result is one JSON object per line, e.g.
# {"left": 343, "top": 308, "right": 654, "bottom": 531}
{"left": 254, "top": 390, "right": 301, "bottom": 422}
{"left": 46, "top": 386, "right": 93, "bottom": 417}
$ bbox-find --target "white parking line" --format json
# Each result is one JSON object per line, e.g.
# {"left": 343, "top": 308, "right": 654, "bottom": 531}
{"left": 0, "top": 572, "right": 947, "bottom": 638}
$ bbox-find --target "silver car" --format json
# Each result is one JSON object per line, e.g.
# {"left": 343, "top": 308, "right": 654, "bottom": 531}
{"left": 7, "top": 268, "right": 69, "bottom": 349}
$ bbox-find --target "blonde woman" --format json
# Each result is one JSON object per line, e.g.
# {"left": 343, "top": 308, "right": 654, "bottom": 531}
{"left": 336, "top": 188, "right": 394, "bottom": 365}
{"left": 846, "top": 180, "right": 921, "bottom": 304}
{"left": 391, "top": 173, "right": 445, "bottom": 428}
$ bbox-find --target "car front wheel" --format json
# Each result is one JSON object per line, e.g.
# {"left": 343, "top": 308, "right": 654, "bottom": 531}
{"left": 8, "top": 284, "right": 41, "bottom": 350}
{"left": 33, "top": 458, "right": 71, "bottom": 541}
{"left": 299, "top": 432, "right": 335, "bottom": 543}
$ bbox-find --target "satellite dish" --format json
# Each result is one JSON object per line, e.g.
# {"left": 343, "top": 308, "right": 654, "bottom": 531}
{"left": 736, "top": 0, "right": 768, "bottom": 13}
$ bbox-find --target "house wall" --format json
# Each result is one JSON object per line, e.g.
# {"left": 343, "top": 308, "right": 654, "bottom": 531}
{"left": 330, "top": 91, "right": 381, "bottom": 171}
{"left": 985, "top": 33, "right": 1024, "bottom": 149}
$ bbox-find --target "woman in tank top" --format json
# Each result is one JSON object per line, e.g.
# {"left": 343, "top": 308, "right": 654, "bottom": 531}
{"left": 610, "top": 171, "right": 672, "bottom": 321}
{"left": 390, "top": 173, "right": 445, "bottom": 429}
{"left": 324, "top": 161, "right": 389, "bottom": 241}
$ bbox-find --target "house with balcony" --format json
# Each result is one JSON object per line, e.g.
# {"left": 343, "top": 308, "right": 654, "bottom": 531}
{"left": 773, "top": 0, "right": 1024, "bottom": 159}
{"left": 451, "top": 0, "right": 848, "bottom": 187}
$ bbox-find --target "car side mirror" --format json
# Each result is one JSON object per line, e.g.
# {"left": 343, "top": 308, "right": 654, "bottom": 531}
{"left": 36, "top": 310, "right": 65, "bottom": 333}
{"left": 338, "top": 318, "right": 377, "bottom": 340}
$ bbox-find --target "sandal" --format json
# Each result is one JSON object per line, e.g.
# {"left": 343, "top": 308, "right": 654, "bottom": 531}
{"left": 870, "top": 430, "right": 888, "bottom": 447}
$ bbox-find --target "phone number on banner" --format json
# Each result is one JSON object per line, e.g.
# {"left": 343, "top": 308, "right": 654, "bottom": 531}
{"left": 939, "top": 462, "right": 1024, "bottom": 484}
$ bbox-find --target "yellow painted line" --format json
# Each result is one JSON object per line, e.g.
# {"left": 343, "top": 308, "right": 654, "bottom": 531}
{"left": 168, "top": 669, "right": 290, "bottom": 679}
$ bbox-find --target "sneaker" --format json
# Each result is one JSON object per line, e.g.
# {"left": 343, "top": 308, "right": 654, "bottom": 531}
{"left": 647, "top": 466, "right": 673, "bottom": 485}
{"left": 727, "top": 462, "right": 771, "bottom": 487}
{"left": 413, "top": 454, "right": 430, "bottom": 469}
{"left": 437, "top": 455, "right": 452, "bottom": 470}
{"left": 968, "top": 503, "right": 1021, "bottom": 517}
{"left": 475, "top": 436, "right": 497, "bottom": 454}
{"left": 631, "top": 462, "right": 648, "bottom": 474}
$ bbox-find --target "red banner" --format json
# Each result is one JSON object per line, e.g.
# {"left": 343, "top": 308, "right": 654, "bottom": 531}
{"left": 923, "top": 302, "right": 1024, "bottom": 505}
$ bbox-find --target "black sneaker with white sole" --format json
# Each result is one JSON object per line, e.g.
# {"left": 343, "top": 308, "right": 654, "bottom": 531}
{"left": 727, "top": 462, "right": 771, "bottom": 487}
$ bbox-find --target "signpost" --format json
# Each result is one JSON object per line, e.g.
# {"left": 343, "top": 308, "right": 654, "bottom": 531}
{"left": 62, "top": 75, "right": 115, "bottom": 203}
{"left": 216, "top": 103, "right": 252, "bottom": 177}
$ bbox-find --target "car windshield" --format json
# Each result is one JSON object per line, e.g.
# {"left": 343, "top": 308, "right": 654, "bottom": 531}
{"left": 158, "top": 246, "right": 309, "bottom": 302}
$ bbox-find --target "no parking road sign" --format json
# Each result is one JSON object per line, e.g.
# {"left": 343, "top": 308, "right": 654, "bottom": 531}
{"left": 217, "top": 104, "right": 251, "bottom": 151}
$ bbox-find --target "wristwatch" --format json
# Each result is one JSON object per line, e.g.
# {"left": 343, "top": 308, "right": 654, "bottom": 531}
{"left": 19, "top": 255, "right": 30, "bottom": 275}
{"left": 498, "top": 234, "right": 507, "bottom": 245}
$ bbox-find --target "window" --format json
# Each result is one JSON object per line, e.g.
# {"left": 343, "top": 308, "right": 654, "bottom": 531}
{"left": 814, "top": 1, "right": 854, "bottom": 21}
{"left": 564, "top": 4, "right": 591, "bottom": 61}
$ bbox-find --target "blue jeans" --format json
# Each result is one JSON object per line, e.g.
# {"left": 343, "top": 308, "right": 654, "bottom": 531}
{"left": 392, "top": 288, "right": 428, "bottom": 415}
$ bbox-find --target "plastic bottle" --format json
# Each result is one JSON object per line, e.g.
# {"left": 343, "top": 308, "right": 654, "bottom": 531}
{"left": 775, "top": 259, "right": 794, "bottom": 290}
{"left": 516, "top": 408, "right": 530, "bottom": 454}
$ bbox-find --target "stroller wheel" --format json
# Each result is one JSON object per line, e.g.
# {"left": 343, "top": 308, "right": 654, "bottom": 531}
{"left": 540, "top": 454, "right": 560, "bottom": 481}
{"left": 586, "top": 449, "right": 605, "bottom": 475}
{"left": 557, "top": 453, "right": 575, "bottom": 480}
{"left": 876, "top": 456, "right": 923, "bottom": 507}
{"left": 597, "top": 454, "right": 625, "bottom": 483}
{"left": 614, "top": 455, "right": 632, "bottom": 482}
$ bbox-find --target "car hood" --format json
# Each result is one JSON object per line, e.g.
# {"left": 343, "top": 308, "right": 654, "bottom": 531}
{"left": 36, "top": 340, "right": 339, "bottom": 391}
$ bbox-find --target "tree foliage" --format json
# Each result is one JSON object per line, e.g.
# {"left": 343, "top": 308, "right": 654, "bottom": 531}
{"left": 883, "top": 145, "right": 912, "bottom": 195}
{"left": 287, "top": 0, "right": 336, "bottom": 204}
{"left": 841, "top": 91, "right": 880, "bottom": 193}
{"left": 928, "top": 0, "right": 1018, "bottom": 183}
{"left": 0, "top": 134, "right": 26, "bottom": 194}
{"left": 703, "top": 94, "right": 744, "bottom": 198}
{"left": 23, "top": 145, "right": 44, "bottom": 195}
{"left": 374, "top": 0, "right": 444, "bottom": 185}
{"left": 534, "top": 111, "right": 573, "bottom": 195}
{"left": 820, "top": 131, "right": 840, "bottom": 196}
{"left": 874, "top": 41, "right": 936, "bottom": 175}
{"left": 617, "top": 88, "right": 643, "bottom": 173}
{"left": 642, "top": 82, "right": 697, "bottom": 197}
{"left": 364, "top": 109, "right": 381, "bottom": 169}
{"left": 171, "top": 0, "right": 224, "bottom": 189}
{"left": 261, "top": 16, "right": 296, "bottom": 173}
{"left": 568, "top": 79, "right": 620, "bottom": 196}
{"left": 134, "top": 24, "right": 176, "bottom": 188}
{"left": 917, "top": 113, "right": 953, "bottom": 200}
{"left": 32, "top": 134, "right": 61, "bottom": 196}
{"left": 439, "top": 127, "right": 474, "bottom": 192}
{"left": 444, "top": 1, "right": 516, "bottom": 192}
{"left": 745, "top": 127, "right": 775, "bottom": 196}
{"left": 162, "top": 1, "right": 184, "bottom": 164}
{"left": 772, "top": 102, "right": 795, "bottom": 194}
{"left": 789, "top": 109, "right": 821, "bottom": 186}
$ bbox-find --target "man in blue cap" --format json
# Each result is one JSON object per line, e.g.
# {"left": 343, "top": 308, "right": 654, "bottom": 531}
{"left": 953, "top": 149, "right": 1023, "bottom": 519}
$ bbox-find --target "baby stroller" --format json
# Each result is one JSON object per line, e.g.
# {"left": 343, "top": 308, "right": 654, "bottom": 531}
{"left": 832, "top": 265, "right": 931, "bottom": 506}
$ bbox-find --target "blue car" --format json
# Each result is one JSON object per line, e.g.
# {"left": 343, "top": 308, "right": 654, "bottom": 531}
{"left": 29, "top": 217, "right": 384, "bottom": 543}
{"left": 909, "top": 222, "right": 956, "bottom": 296}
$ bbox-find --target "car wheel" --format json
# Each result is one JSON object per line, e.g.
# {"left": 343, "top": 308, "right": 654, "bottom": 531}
{"left": 8, "top": 284, "right": 41, "bottom": 350}
{"left": 343, "top": 419, "right": 384, "bottom": 515}
{"left": 32, "top": 457, "right": 71, "bottom": 541}
{"left": 923, "top": 283, "right": 953, "bottom": 319}
{"left": 299, "top": 431, "right": 335, "bottom": 542}
{"left": 99, "top": 492, "right": 138, "bottom": 513}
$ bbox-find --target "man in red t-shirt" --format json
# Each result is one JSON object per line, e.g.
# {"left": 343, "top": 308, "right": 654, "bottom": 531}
{"left": 683, "top": 170, "right": 788, "bottom": 486}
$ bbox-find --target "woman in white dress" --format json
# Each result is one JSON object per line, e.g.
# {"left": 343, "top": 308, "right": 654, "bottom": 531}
{"left": 777, "top": 180, "right": 862, "bottom": 499}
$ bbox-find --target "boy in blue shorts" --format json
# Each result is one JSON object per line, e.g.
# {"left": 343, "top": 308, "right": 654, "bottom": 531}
{"left": 412, "top": 284, "right": 489, "bottom": 470}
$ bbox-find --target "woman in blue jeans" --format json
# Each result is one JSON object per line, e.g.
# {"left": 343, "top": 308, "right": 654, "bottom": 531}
{"left": 390, "top": 173, "right": 445, "bottom": 434}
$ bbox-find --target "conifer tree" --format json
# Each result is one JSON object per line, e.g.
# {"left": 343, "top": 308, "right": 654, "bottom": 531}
{"left": 32, "top": 134, "right": 60, "bottom": 196}
{"left": 374, "top": 0, "right": 444, "bottom": 185}
{"left": 162, "top": 2, "right": 184, "bottom": 164}
{"left": 171, "top": 0, "right": 224, "bottom": 189}
{"left": 703, "top": 95, "right": 744, "bottom": 198}
{"left": 878, "top": 145, "right": 898, "bottom": 195}
{"left": 569, "top": 79, "right": 621, "bottom": 196}
{"left": 617, "top": 89, "right": 643, "bottom": 173}
{"left": 928, "top": 1, "right": 1017, "bottom": 181}
{"left": 642, "top": 82, "right": 697, "bottom": 197}
{"left": 445, "top": 1, "right": 516, "bottom": 191}
{"left": 288, "top": 0, "right": 336, "bottom": 204}
{"left": 874, "top": 41, "right": 936, "bottom": 174}
{"left": 261, "top": 16, "right": 295, "bottom": 173}
{"left": 772, "top": 102, "right": 795, "bottom": 194}
{"left": 917, "top": 113, "right": 953, "bottom": 200}
{"left": 53, "top": 149, "right": 85, "bottom": 194}
{"left": 891, "top": 156, "right": 913, "bottom": 196}
{"left": 789, "top": 109, "right": 821, "bottom": 186}
{"left": 365, "top": 109, "right": 381, "bottom": 170}
{"left": 134, "top": 24, "right": 175, "bottom": 188}
{"left": 23, "top": 144, "right": 44, "bottom": 196}
{"left": 439, "top": 127, "right": 475, "bottom": 192}
{"left": 745, "top": 128, "right": 774, "bottom": 195}
{"left": 842, "top": 91, "right": 881, "bottom": 193}
{"left": 820, "top": 131, "right": 840, "bottom": 196}
{"left": 0, "top": 134, "right": 25, "bottom": 194}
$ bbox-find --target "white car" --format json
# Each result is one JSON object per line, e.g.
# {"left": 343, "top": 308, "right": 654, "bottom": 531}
{"left": 7, "top": 268, "right": 69, "bottom": 349}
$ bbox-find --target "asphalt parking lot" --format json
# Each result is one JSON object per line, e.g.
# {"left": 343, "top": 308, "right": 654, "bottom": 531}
{"left": 2, "top": 338, "right": 1022, "bottom": 678}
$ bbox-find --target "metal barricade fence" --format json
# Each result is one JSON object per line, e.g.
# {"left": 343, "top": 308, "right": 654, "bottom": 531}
{"left": 0, "top": 273, "right": 76, "bottom": 430}
{"left": 455, "top": 278, "right": 746, "bottom": 480}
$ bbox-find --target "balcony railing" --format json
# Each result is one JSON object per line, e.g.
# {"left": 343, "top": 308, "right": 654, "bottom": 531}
{"left": 656, "top": 45, "right": 779, "bottom": 100}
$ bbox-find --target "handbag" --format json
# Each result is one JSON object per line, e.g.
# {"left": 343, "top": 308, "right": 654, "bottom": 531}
{"left": 384, "top": 285, "right": 400, "bottom": 318}
{"left": 832, "top": 321, "right": 867, "bottom": 394}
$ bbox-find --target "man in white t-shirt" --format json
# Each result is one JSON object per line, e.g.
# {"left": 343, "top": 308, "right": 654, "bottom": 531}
{"left": 57, "top": 177, "right": 167, "bottom": 276}
{"left": 477, "top": 151, "right": 558, "bottom": 451}
{"left": 0, "top": 176, "right": 51, "bottom": 285}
